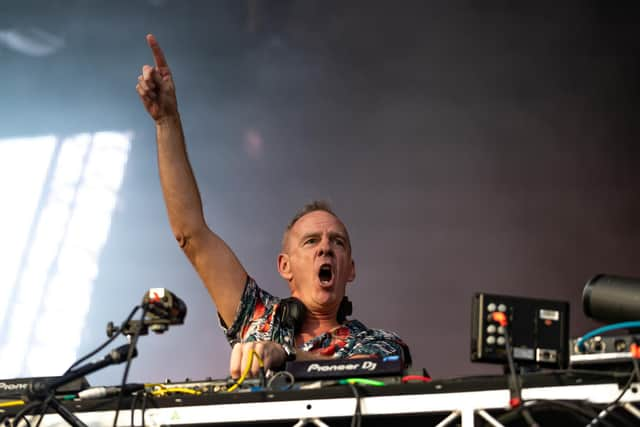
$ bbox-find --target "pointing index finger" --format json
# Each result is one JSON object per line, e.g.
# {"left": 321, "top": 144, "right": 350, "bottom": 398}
{"left": 146, "top": 34, "right": 168, "bottom": 68}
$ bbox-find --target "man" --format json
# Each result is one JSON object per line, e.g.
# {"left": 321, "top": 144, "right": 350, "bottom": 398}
{"left": 136, "top": 34, "right": 410, "bottom": 378}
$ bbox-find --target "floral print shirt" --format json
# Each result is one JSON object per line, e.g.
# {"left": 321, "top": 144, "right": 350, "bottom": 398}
{"left": 220, "top": 277, "right": 411, "bottom": 365}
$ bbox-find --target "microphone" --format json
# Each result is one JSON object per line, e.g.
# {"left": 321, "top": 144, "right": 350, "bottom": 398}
{"left": 583, "top": 274, "right": 640, "bottom": 323}
{"left": 143, "top": 288, "right": 187, "bottom": 333}
{"left": 29, "top": 344, "right": 136, "bottom": 399}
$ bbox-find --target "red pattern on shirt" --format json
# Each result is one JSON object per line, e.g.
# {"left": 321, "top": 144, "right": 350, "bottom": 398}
{"left": 253, "top": 299, "right": 266, "bottom": 320}
{"left": 259, "top": 311, "right": 274, "bottom": 333}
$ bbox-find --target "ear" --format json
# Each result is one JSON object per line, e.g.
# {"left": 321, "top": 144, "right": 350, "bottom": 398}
{"left": 347, "top": 259, "right": 356, "bottom": 283}
{"left": 277, "top": 253, "right": 293, "bottom": 281}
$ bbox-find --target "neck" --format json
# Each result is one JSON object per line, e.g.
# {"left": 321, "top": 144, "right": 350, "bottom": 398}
{"left": 297, "top": 310, "right": 340, "bottom": 342}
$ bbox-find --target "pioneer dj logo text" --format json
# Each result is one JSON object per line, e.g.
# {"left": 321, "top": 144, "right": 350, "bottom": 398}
{"left": 0, "top": 382, "right": 28, "bottom": 391}
{"left": 307, "top": 361, "right": 377, "bottom": 373}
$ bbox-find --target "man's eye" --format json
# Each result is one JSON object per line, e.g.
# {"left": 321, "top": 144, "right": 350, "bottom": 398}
{"left": 335, "top": 239, "right": 345, "bottom": 247}
{"left": 304, "top": 238, "right": 317, "bottom": 245}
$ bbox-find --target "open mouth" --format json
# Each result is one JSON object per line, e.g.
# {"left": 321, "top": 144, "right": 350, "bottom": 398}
{"left": 318, "top": 264, "right": 333, "bottom": 285}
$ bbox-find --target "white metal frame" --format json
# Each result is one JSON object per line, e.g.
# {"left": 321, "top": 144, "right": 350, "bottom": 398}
{"left": 18, "top": 380, "right": 640, "bottom": 427}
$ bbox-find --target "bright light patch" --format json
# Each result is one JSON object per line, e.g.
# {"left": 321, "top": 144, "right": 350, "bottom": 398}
{"left": 0, "top": 131, "right": 132, "bottom": 378}
{"left": 0, "top": 136, "right": 57, "bottom": 334}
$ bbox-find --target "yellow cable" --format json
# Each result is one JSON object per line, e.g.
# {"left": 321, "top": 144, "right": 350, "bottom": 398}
{"left": 150, "top": 387, "right": 202, "bottom": 397}
{"left": 227, "top": 349, "right": 264, "bottom": 392}
{"left": 168, "top": 388, "right": 201, "bottom": 395}
{"left": 254, "top": 351, "right": 264, "bottom": 367}
{"left": 148, "top": 349, "right": 266, "bottom": 395}
{"left": 149, "top": 383, "right": 167, "bottom": 391}
{"left": 0, "top": 400, "right": 25, "bottom": 408}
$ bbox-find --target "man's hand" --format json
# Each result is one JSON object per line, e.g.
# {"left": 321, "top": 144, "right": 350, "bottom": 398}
{"left": 230, "top": 341, "right": 287, "bottom": 379}
{"left": 136, "top": 34, "right": 178, "bottom": 121}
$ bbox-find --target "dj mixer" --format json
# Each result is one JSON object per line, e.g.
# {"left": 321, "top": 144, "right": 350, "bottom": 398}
{"left": 2, "top": 358, "right": 639, "bottom": 427}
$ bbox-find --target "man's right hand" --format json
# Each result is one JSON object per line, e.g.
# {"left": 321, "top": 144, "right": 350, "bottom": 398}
{"left": 136, "top": 34, "right": 178, "bottom": 121}
{"left": 230, "top": 341, "right": 288, "bottom": 379}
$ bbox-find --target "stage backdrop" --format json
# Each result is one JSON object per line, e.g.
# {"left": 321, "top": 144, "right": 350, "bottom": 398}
{"left": 0, "top": 0, "right": 638, "bottom": 385}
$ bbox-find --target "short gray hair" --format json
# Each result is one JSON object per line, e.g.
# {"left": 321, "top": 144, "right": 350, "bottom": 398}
{"left": 281, "top": 200, "right": 351, "bottom": 251}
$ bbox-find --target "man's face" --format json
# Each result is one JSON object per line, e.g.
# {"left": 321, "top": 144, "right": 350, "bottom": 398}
{"left": 278, "top": 210, "right": 356, "bottom": 316}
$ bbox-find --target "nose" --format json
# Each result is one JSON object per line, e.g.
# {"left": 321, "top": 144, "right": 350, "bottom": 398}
{"left": 317, "top": 236, "right": 334, "bottom": 257}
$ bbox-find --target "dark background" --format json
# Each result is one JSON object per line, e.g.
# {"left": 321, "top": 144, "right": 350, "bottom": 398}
{"left": 1, "top": 0, "right": 639, "bottom": 385}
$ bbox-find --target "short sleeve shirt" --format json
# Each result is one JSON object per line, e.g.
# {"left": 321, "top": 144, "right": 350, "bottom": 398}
{"left": 220, "top": 277, "right": 411, "bottom": 364}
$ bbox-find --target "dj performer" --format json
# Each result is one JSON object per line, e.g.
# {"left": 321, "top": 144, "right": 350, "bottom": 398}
{"left": 135, "top": 34, "right": 411, "bottom": 379}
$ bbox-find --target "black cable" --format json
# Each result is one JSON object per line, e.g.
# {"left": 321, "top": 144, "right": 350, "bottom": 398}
{"left": 494, "top": 365, "right": 638, "bottom": 427}
{"left": 492, "top": 406, "right": 536, "bottom": 427}
{"left": 347, "top": 383, "right": 362, "bottom": 427}
{"left": 32, "top": 393, "right": 55, "bottom": 427}
{"left": 258, "top": 367, "right": 266, "bottom": 389}
{"left": 520, "top": 407, "right": 537, "bottom": 426}
{"left": 506, "top": 359, "right": 640, "bottom": 427}
{"left": 493, "top": 399, "right": 604, "bottom": 427}
{"left": 599, "top": 404, "right": 638, "bottom": 427}
{"left": 526, "top": 399, "right": 617, "bottom": 427}
{"left": 130, "top": 391, "right": 139, "bottom": 427}
{"left": 112, "top": 305, "right": 147, "bottom": 427}
{"left": 528, "top": 400, "right": 598, "bottom": 422}
{"left": 266, "top": 371, "right": 295, "bottom": 391}
{"left": 502, "top": 327, "right": 539, "bottom": 427}
{"left": 11, "top": 402, "right": 41, "bottom": 427}
{"left": 586, "top": 357, "right": 640, "bottom": 427}
{"left": 65, "top": 306, "right": 141, "bottom": 374}
{"left": 611, "top": 367, "right": 636, "bottom": 407}
{"left": 140, "top": 391, "right": 148, "bottom": 427}
{"left": 2, "top": 411, "right": 16, "bottom": 427}
{"left": 503, "top": 331, "right": 521, "bottom": 398}
{"left": 633, "top": 355, "right": 640, "bottom": 381}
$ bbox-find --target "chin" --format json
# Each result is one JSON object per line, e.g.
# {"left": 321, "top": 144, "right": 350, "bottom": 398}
{"left": 312, "top": 290, "right": 338, "bottom": 306}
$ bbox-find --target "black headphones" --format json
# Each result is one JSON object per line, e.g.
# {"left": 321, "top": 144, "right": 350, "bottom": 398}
{"left": 336, "top": 296, "right": 352, "bottom": 324}
{"left": 277, "top": 296, "right": 353, "bottom": 333}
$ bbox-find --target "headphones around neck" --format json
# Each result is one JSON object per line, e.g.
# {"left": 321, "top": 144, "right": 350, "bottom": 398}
{"left": 277, "top": 296, "right": 353, "bottom": 334}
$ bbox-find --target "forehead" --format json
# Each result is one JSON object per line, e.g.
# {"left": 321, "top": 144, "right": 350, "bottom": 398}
{"left": 289, "top": 210, "right": 348, "bottom": 238}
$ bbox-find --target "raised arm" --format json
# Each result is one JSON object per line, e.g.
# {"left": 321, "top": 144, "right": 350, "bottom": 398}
{"left": 136, "top": 34, "right": 246, "bottom": 327}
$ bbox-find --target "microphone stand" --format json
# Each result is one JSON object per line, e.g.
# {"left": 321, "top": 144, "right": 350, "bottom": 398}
{"left": 44, "top": 398, "right": 87, "bottom": 427}
{"left": 24, "top": 288, "right": 185, "bottom": 427}
{"left": 26, "top": 344, "right": 136, "bottom": 427}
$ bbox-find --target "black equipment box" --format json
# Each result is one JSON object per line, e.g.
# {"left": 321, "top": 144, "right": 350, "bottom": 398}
{"left": 0, "top": 376, "right": 89, "bottom": 399}
{"left": 471, "top": 293, "right": 570, "bottom": 369}
{"left": 570, "top": 334, "right": 639, "bottom": 368}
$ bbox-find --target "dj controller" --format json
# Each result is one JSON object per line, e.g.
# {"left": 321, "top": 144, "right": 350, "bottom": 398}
{"left": 2, "top": 357, "right": 640, "bottom": 427}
